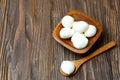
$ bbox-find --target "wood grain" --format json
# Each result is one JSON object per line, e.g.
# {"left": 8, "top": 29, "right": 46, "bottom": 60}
{"left": 0, "top": 0, "right": 120, "bottom": 80}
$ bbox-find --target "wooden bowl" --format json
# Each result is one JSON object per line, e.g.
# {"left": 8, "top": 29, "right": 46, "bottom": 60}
{"left": 52, "top": 10, "right": 103, "bottom": 54}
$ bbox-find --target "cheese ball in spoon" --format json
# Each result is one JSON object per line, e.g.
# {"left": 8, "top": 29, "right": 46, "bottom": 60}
{"left": 61, "top": 61, "right": 75, "bottom": 75}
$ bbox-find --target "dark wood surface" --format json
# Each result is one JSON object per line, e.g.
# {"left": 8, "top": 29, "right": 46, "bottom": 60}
{"left": 0, "top": 0, "right": 120, "bottom": 80}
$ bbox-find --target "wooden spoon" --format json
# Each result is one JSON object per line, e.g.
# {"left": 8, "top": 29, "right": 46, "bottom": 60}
{"left": 60, "top": 41, "right": 116, "bottom": 77}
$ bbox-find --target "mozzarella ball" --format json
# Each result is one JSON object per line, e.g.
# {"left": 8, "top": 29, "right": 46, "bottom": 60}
{"left": 84, "top": 25, "right": 97, "bottom": 37}
{"left": 60, "top": 28, "right": 75, "bottom": 39}
{"left": 71, "top": 33, "right": 86, "bottom": 42}
{"left": 79, "top": 33, "right": 86, "bottom": 37}
{"left": 72, "top": 21, "right": 89, "bottom": 33}
{"left": 61, "top": 61, "right": 75, "bottom": 74}
{"left": 71, "top": 33, "right": 88, "bottom": 49}
{"left": 61, "top": 16, "right": 74, "bottom": 28}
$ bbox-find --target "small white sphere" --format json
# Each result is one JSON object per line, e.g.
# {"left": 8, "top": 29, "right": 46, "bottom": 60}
{"left": 84, "top": 25, "right": 97, "bottom": 37}
{"left": 61, "top": 61, "right": 75, "bottom": 74}
{"left": 72, "top": 21, "right": 89, "bottom": 33}
{"left": 71, "top": 33, "right": 86, "bottom": 42}
{"left": 71, "top": 33, "right": 88, "bottom": 49}
{"left": 61, "top": 16, "right": 74, "bottom": 28}
{"left": 60, "top": 28, "right": 75, "bottom": 39}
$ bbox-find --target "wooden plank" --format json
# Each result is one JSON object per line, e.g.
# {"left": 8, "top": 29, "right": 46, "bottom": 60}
{"left": 0, "top": 0, "right": 120, "bottom": 80}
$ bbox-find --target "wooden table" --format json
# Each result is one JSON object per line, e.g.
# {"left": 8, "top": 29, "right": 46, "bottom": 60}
{"left": 0, "top": 0, "right": 120, "bottom": 80}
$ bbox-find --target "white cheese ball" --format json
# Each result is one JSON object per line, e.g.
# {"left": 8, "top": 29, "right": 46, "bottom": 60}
{"left": 85, "top": 25, "right": 97, "bottom": 37}
{"left": 61, "top": 16, "right": 74, "bottom": 28}
{"left": 60, "top": 28, "right": 75, "bottom": 39}
{"left": 71, "top": 33, "right": 88, "bottom": 49}
{"left": 72, "top": 21, "right": 89, "bottom": 33}
{"left": 61, "top": 61, "right": 75, "bottom": 74}
{"left": 71, "top": 33, "right": 86, "bottom": 42}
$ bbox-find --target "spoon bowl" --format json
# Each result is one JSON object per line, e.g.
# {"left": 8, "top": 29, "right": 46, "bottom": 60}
{"left": 60, "top": 41, "right": 116, "bottom": 77}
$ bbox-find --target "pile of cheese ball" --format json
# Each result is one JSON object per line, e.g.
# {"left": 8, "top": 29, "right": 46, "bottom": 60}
{"left": 60, "top": 16, "right": 97, "bottom": 49}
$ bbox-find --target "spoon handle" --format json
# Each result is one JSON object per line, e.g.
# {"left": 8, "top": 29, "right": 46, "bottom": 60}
{"left": 80, "top": 41, "right": 116, "bottom": 63}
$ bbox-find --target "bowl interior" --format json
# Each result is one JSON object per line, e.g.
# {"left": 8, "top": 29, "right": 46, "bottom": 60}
{"left": 53, "top": 10, "right": 102, "bottom": 54}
